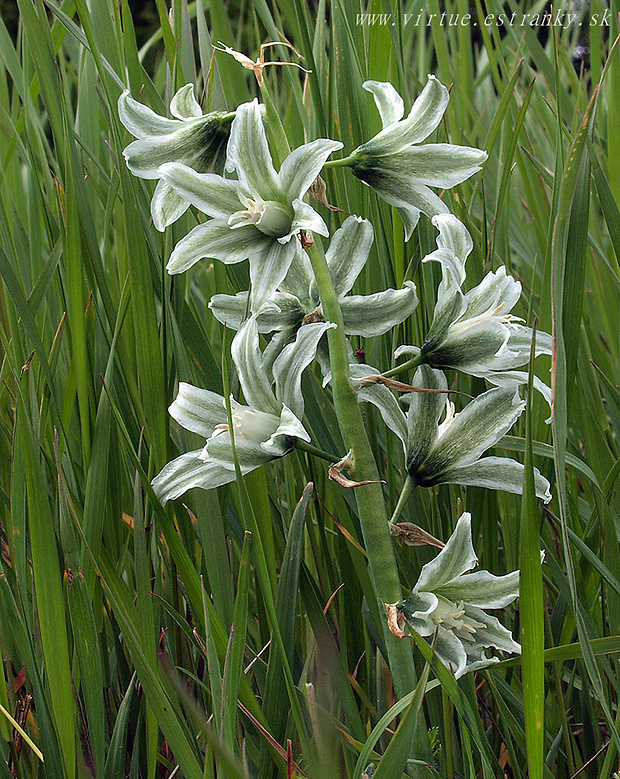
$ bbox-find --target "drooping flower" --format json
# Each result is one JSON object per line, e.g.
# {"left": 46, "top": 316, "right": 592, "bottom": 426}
{"left": 118, "top": 85, "right": 234, "bottom": 230}
{"left": 350, "top": 364, "right": 552, "bottom": 502}
{"left": 209, "top": 215, "right": 417, "bottom": 337}
{"left": 388, "top": 512, "right": 521, "bottom": 679}
{"left": 153, "top": 317, "right": 334, "bottom": 504}
{"left": 346, "top": 78, "right": 487, "bottom": 240}
{"left": 396, "top": 215, "right": 552, "bottom": 404}
{"left": 158, "top": 99, "right": 343, "bottom": 311}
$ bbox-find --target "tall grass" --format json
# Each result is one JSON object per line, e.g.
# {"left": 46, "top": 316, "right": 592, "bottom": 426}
{"left": 0, "top": 0, "right": 619, "bottom": 776}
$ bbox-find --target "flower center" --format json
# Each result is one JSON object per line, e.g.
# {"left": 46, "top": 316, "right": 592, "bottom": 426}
{"left": 430, "top": 596, "right": 485, "bottom": 641}
{"left": 228, "top": 196, "right": 293, "bottom": 238}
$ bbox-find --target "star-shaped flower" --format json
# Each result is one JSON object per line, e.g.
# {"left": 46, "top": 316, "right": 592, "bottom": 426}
{"left": 158, "top": 99, "right": 343, "bottom": 311}
{"left": 350, "top": 364, "right": 552, "bottom": 502}
{"left": 152, "top": 317, "right": 334, "bottom": 504}
{"left": 396, "top": 215, "right": 552, "bottom": 404}
{"left": 347, "top": 77, "right": 487, "bottom": 240}
{"left": 209, "top": 215, "right": 417, "bottom": 337}
{"left": 389, "top": 512, "right": 521, "bottom": 679}
{"left": 118, "top": 84, "right": 234, "bottom": 230}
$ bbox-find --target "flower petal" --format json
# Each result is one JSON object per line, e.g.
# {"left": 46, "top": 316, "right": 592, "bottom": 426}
{"left": 280, "top": 138, "right": 344, "bottom": 201}
{"left": 432, "top": 625, "right": 468, "bottom": 679}
{"left": 226, "top": 100, "right": 281, "bottom": 201}
{"left": 279, "top": 245, "right": 315, "bottom": 301}
{"left": 248, "top": 236, "right": 298, "bottom": 313}
{"left": 397, "top": 590, "right": 438, "bottom": 635}
{"left": 354, "top": 168, "right": 450, "bottom": 240}
{"left": 463, "top": 266, "right": 521, "bottom": 320}
{"left": 272, "top": 321, "right": 336, "bottom": 418}
{"left": 422, "top": 214, "right": 472, "bottom": 288}
{"left": 464, "top": 605, "right": 522, "bottom": 655}
{"left": 361, "top": 74, "right": 449, "bottom": 152}
{"left": 169, "top": 84, "right": 203, "bottom": 119}
{"left": 152, "top": 450, "right": 237, "bottom": 505}
{"left": 387, "top": 143, "right": 488, "bottom": 188}
{"left": 362, "top": 80, "right": 405, "bottom": 128}
{"left": 349, "top": 365, "right": 408, "bottom": 450}
{"left": 231, "top": 318, "right": 279, "bottom": 414}
{"left": 423, "top": 387, "right": 525, "bottom": 475}
{"left": 289, "top": 198, "right": 329, "bottom": 238}
{"left": 438, "top": 569, "right": 520, "bottom": 609}
{"left": 340, "top": 283, "right": 418, "bottom": 337}
{"left": 406, "top": 366, "right": 448, "bottom": 474}
{"left": 416, "top": 512, "right": 478, "bottom": 592}
{"left": 158, "top": 162, "right": 243, "bottom": 218}
{"left": 205, "top": 425, "right": 277, "bottom": 468}
{"left": 484, "top": 371, "right": 552, "bottom": 411}
{"left": 438, "top": 456, "right": 552, "bottom": 503}
{"left": 151, "top": 179, "right": 190, "bottom": 231}
{"left": 210, "top": 291, "right": 304, "bottom": 332}
{"left": 169, "top": 383, "right": 227, "bottom": 437}
{"left": 167, "top": 221, "right": 269, "bottom": 274}
{"left": 424, "top": 318, "right": 510, "bottom": 372}
{"left": 261, "top": 404, "right": 310, "bottom": 457}
{"left": 325, "top": 215, "right": 374, "bottom": 298}
{"left": 432, "top": 215, "right": 473, "bottom": 272}
{"left": 118, "top": 90, "right": 181, "bottom": 138}
{"left": 421, "top": 286, "right": 467, "bottom": 353}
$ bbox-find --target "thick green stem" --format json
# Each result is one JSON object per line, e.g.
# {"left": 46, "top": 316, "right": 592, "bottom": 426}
{"left": 305, "top": 240, "right": 418, "bottom": 698}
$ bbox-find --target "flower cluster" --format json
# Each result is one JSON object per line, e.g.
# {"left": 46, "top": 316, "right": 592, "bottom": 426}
{"left": 119, "top": 71, "right": 551, "bottom": 679}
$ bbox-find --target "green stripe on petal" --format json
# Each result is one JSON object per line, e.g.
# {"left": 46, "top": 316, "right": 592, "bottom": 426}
{"left": 465, "top": 606, "right": 521, "bottom": 655}
{"left": 151, "top": 180, "right": 190, "bottom": 232}
{"left": 387, "top": 144, "right": 487, "bottom": 188}
{"left": 159, "top": 163, "right": 244, "bottom": 217}
{"left": 349, "top": 365, "right": 408, "bottom": 450}
{"left": 325, "top": 215, "right": 373, "bottom": 298}
{"left": 438, "top": 570, "right": 520, "bottom": 610}
{"left": 231, "top": 319, "right": 279, "bottom": 415}
{"left": 424, "top": 386, "right": 525, "bottom": 474}
{"left": 210, "top": 292, "right": 304, "bottom": 333}
{"left": 406, "top": 366, "right": 447, "bottom": 474}
{"left": 438, "top": 456, "right": 552, "bottom": 503}
{"left": 432, "top": 625, "right": 468, "bottom": 679}
{"left": 226, "top": 100, "right": 281, "bottom": 201}
{"left": 118, "top": 90, "right": 181, "bottom": 138}
{"left": 416, "top": 513, "right": 478, "bottom": 592}
{"left": 359, "top": 75, "right": 449, "bottom": 152}
{"left": 167, "top": 221, "right": 269, "bottom": 275}
{"left": 169, "top": 383, "right": 228, "bottom": 437}
{"left": 340, "top": 283, "right": 418, "bottom": 337}
{"left": 152, "top": 451, "right": 237, "bottom": 505}
{"left": 272, "top": 321, "right": 336, "bottom": 419}
{"left": 248, "top": 237, "right": 297, "bottom": 313}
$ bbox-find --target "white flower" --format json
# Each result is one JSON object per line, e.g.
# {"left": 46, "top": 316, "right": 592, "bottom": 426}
{"left": 348, "top": 78, "right": 487, "bottom": 240}
{"left": 118, "top": 85, "right": 233, "bottom": 230}
{"left": 209, "top": 215, "right": 417, "bottom": 338}
{"left": 390, "top": 512, "right": 521, "bottom": 679}
{"left": 396, "top": 215, "right": 552, "bottom": 405}
{"left": 350, "top": 364, "right": 552, "bottom": 502}
{"left": 158, "top": 99, "right": 342, "bottom": 311}
{"left": 152, "top": 317, "right": 334, "bottom": 504}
